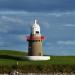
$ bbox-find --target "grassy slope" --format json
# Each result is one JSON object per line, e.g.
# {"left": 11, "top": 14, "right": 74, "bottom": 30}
{"left": 18, "top": 56, "right": 75, "bottom": 66}
{"left": 0, "top": 50, "right": 26, "bottom": 65}
{"left": 0, "top": 50, "right": 75, "bottom": 65}
{"left": 0, "top": 50, "right": 26, "bottom": 56}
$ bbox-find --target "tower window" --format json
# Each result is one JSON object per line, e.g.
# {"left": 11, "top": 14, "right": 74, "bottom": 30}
{"left": 36, "top": 31, "right": 39, "bottom": 34}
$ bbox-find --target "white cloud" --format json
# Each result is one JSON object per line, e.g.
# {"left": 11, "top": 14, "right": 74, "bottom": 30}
{"left": 0, "top": 10, "right": 75, "bottom": 16}
{"left": 47, "top": 13, "right": 62, "bottom": 17}
{"left": 0, "top": 24, "right": 8, "bottom": 33}
{"left": 1, "top": 16, "right": 24, "bottom": 24}
{"left": 9, "top": 34, "right": 28, "bottom": 42}
{"left": 0, "top": 37, "right": 5, "bottom": 46}
{"left": 0, "top": 42, "right": 4, "bottom": 46}
{"left": 0, "top": 11, "right": 28, "bottom": 14}
{"left": 0, "top": 28, "right": 8, "bottom": 33}
{"left": 0, "top": 10, "right": 75, "bottom": 21}
{"left": 41, "top": 22, "right": 50, "bottom": 29}
{"left": 57, "top": 40, "right": 75, "bottom": 45}
{"left": 64, "top": 24, "right": 75, "bottom": 27}
{"left": 17, "top": 34, "right": 26, "bottom": 41}
{"left": 45, "top": 42, "right": 52, "bottom": 46}
{"left": 47, "top": 11, "right": 75, "bottom": 17}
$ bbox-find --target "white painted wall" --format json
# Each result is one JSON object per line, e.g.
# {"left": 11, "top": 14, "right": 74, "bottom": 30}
{"left": 25, "top": 56, "right": 50, "bottom": 61}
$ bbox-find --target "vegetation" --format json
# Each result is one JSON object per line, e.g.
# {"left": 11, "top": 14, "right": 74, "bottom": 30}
{"left": 0, "top": 50, "right": 26, "bottom": 57}
{"left": 0, "top": 50, "right": 75, "bottom": 73}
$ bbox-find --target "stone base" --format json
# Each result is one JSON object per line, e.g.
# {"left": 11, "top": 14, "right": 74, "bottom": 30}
{"left": 25, "top": 56, "right": 50, "bottom": 61}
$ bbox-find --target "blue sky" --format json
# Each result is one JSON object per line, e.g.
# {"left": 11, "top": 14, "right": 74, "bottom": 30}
{"left": 0, "top": 0, "right": 75, "bottom": 55}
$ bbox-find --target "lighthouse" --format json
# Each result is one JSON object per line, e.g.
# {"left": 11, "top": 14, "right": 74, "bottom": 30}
{"left": 27, "top": 20, "right": 44, "bottom": 56}
{"left": 26, "top": 19, "right": 50, "bottom": 60}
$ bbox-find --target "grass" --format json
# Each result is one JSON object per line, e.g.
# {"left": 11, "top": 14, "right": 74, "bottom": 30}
{"left": 0, "top": 59, "right": 16, "bottom": 65}
{"left": 0, "top": 50, "right": 75, "bottom": 73}
{"left": 0, "top": 50, "right": 26, "bottom": 57}
{"left": 0, "top": 50, "right": 75, "bottom": 65}
{"left": 18, "top": 56, "right": 75, "bottom": 65}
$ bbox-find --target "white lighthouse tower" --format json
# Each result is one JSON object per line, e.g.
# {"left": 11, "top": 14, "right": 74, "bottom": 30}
{"left": 27, "top": 19, "right": 44, "bottom": 56}
{"left": 26, "top": 19, "right": 50, "bottom": 60}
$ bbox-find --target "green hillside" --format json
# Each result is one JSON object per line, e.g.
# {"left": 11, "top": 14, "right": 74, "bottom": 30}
{"left": 0, "top": 50, "right": 27, "bottom": 66}
{"left": 0, "top": 50, "right": 75, "bottom": 65}
{"left": 0, "top": 50, "right": 75, "bottom": 73}
{"left": 0, "top": 50, "right": 27, "bottom": 57}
